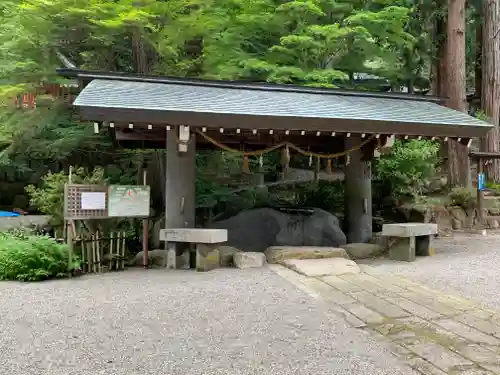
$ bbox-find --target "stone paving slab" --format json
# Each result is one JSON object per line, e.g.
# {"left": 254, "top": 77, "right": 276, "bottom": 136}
{"left": 384, "top": 296, "right": 444, "bottom": 320}
{"left": 283, "top": 258, "right": 360, "bottom": 277}
{"left": 384, "top": 340, "right": 417, "bottom": 360}
{"left": 433, "top": 319, "right": 500, "bottom": 346}
{"left": 338, "top": 273, "right": 388, "bottom": 293}
{"left": 483, "top": 364, "right": 500, "bottom": 373}
{"left": 407, "top": 357, "right": 447, "bottom": 375}
{"left": 321, "top": 275, "right": 363, "bottom": 293}
{"left": 343, "top": 302, "right": 386, "bottom": 325}
{"left": 269, "top": 265, "right": 368, "bottom": 328}
{"left": 454, "top": 312, "right": 500, "bottom": 337}
{"left": 453, "top": 344, "right": 500, "bottom": 365}
{"left": 349, "top": 290, "right": 410, "bottom": 318}
{"left": 403, "top": 340, "right": 474, "bottom": 372}
{"left": 350, "top": 271, "right": 407, "bottom": 289}
{"left": 300, "top": 278, "right": 357, "bottom": 305}
{"left": 361, "top": 266, "right": 479, "bottom": 311}
{"left": 397, "top": 291, "right": 461, "bottom": 316}
{"left": 326, "top": 303, "right": 368, "bottom": 328}
{"left": 269, "top": 264, "right": 500, "bottom": 375}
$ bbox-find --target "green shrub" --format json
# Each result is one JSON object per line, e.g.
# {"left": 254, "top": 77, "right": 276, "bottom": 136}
{"left": 293, "top": 180, "right": 344, "bottom": 213}
{"left": 485, "top": 181, "right": 500, "bottom": 195}
{"left": 448, "top": 187, "right": 476, "bottom": 209}
{"left": 0, "top": 231, "right": 79, "bottom": 281}
{"left": 374, "top": 139, "right": 440, "bottom": 198}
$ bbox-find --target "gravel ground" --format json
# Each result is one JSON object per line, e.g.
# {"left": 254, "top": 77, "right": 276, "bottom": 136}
{"left": 0, "top": 268, "right": 414, "bottom": 375}
{"left": 363, "top": 232, "right": 500, "bottom": 310}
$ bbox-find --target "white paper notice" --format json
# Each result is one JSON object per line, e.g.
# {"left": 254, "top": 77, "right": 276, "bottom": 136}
{"left": 80, "top": 192, "right": 106, "bottom": 210}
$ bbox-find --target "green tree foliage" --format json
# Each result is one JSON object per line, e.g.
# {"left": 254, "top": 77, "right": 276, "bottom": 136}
{"left": 0, "top": 107, "right": 98, "bottom": 165}
{"left": 0, "top": 0, "right": 428, "bottom": 87}
{"left": 167, "top": 0, "right": 419, "bottom": 86}
{"left": 374, "top": 139, "right": 441, "bottom": 198}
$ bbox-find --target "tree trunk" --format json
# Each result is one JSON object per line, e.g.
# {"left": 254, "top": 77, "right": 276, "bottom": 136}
{"left": 132, "top": 28, "right": 148, "bottom": 74}
{"left": 131, "top": 27, "right": 167, "bottom": 213}
{"left": 475, "top": 20, "right": 483, "bottom": 100}
{"left": 480, "top": 0, "right": 500, "bottom": 182}
{"left": 431, "top": 6, "right": 450, "bottom": 166}
{"left": 446, "top": 0, "right": 471, "bottom": 187}
{"left": 431, "top": 10, "right": 447, "bottom": 97}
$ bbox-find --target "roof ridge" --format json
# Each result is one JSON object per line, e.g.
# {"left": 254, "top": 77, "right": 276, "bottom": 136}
{"left": 56, "top": 68, "right": 443, "bottom": 103}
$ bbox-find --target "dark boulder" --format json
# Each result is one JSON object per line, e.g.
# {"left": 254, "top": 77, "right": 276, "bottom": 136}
{"left": 209, "top": 207, "right": 346, "bottom": 252}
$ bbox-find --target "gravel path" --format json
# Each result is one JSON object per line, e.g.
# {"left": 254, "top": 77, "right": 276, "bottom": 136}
{"left": 0, "top": 268, "right": 413, "bottom": 375}
{"left": 362, "top": 232, "right": 500, "bottom": 310}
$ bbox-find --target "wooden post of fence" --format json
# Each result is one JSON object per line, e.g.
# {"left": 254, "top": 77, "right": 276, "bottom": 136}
{"left": 67, "top": 220, "right": 73, "bottom": 277}
{"left": 92, "top": 234, "right": 96, "bottom": 273}
{"left": 66, "top": 166, "right": 74, "bottom": 277}
{"left": 96, "top": 231, "right": 101, "bottom": 273}
{"left": 142, "top": 170, "right": 149, "bottom": 268}
{"left": 477, "top": 157, "right": 485, "bottom": 225}
{"left": 109, "top": 232, "right": 114, "bottom": 271}
{"left": 80, "top": 237, "right": 85, "bottom": 273}
{"left": 87, "top": 238, "right": 92, "bottom": 273}
{"left": 121, "top": 231, "right": 126, "bottom": 269}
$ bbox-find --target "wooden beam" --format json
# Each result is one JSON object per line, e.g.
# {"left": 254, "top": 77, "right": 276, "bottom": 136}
{"left": 470, "top": 151, "right": 500, "bottom": 159}
{"left": 113, "top": 128, "right": 347, "bottom": 152}
{"left": 80, "top": 106, "right": 488, "bottom": 138}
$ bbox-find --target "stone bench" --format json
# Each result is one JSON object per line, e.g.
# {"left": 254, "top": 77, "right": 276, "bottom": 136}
{"left": 382, "top": 223, "right": 438, "bottom": 262}
{"left": 159, "top": 228, "right": 228, "bottom": 271}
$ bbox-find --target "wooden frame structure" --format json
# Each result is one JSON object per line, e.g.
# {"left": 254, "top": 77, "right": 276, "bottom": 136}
{"left": 470, "top": 152, "right": 500, "bottom": 224}
{"left": 58, "top": 68, "right": 493, "bottom": 249}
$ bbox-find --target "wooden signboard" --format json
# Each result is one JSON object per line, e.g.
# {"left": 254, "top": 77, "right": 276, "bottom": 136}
{"left": 64, "top": 184, "right": 150, "bottom": 219}
{"left": 64, "top": 184, "right": 109, "bottom": 220}
{"left": 108, "top": 185, "right": 150, "bottom": 218}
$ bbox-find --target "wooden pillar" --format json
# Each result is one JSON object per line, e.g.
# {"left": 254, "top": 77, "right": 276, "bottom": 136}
{"left": 165, "top": 126, "right": 196, "bottom": 269}
{"left": 344, "top": 136, "right": 372, "bottom": 243}
{"left": 165, "top": 126, "right": 196, "bottom": 228}
{"left": 477, "top": 157, "right": 484, "bottom": 224}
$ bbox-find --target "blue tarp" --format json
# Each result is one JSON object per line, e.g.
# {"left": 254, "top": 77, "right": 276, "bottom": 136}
{"left": 0, "top": 211, "right": 20, "bottom": 217}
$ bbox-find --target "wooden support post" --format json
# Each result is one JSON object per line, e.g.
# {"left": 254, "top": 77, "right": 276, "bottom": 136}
{"left": 95, "top": 231, "right": 101, "bottom": 273}
{"left": 314, "top": 157, "right": 320, "bottom": 182}
{"left": 121, "top": 231, "right": 126, "bottom": 270}
{"left": 142, "top": 170, "right": 149, "bottom": 268}
{"left": 344, "top": 136, "right": 373, "bottom": 243}
{"left": 109, "top": 232, "right": 114, "bottom": 271}
{"left": 67, "top": 220, "right": 73, "bottom": 277}
{"left": 165, "top": 126, "right": 196, "bottom": 268}
{"left": 65, "top": 166, "right": 76, "bottom": 277}
{"left": 87, "top": 238, "right": 92, "bottom": 273}
{"left": 92, "top": 234, "right": 96, "bottom": 273}
{"left": 80, "top": 237, "right": 85, "bottom": 273}
{"left": 477, "top": 157, "right": 485, "bottom": 225}
{"left": 166, "top": 126, "right": 196, "bottom": 228}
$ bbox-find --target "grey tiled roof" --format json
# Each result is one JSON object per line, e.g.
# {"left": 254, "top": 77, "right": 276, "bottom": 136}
{"left": 74, "top": 78, "right": 491, "bottom": 134}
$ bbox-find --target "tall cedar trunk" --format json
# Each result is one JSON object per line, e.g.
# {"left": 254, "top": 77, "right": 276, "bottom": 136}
{"left": 475, "top": 20, "right": 483, "bottom": 99}
{"left": 132, "top": 29, "right": 148, "bottom": 74}
{"left": 431, "top": 6, "right": 448, "bottom": 97}
{"left": 431, "top": 6, "right": 449, "bottom": 172}
{"left": 446, "top": 0, "right": 471, "bottom": 187}
{"left": 480, "top": 0, "right": 500, "bottom": 182}
{"left": 131, "top": 28, "right": 166, "bottom": 211}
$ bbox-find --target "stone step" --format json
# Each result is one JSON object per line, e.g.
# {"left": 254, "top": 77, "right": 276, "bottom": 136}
{"left": 282, "top": 258, "right": 360, "bottom": 277}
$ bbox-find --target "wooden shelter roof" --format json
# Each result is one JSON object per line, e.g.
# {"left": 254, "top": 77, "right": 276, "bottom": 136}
{"left": 58, "top": 68, "right": 492, "bottom": 140}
